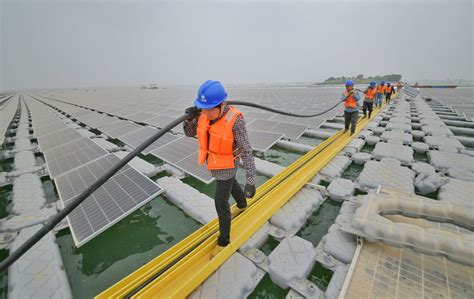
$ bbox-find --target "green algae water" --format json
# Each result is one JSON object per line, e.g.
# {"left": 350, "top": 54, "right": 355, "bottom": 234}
{"left": 308, "top": 262, "right": 334, "bottom": 291}
{"left": 255, "top": 147, "right": 302, "bottom": 167}
{"left": 0, "top": 250, "right": 7, "bottom": 299}
{"left": 249, "top": 274, "right": 288, "bottom": 299}
{"left": 297, "top": 136, "right": 325, "bottom": 147}
{"left": 41, "top": 178, "right": 59, "bottom": 204}
{"left": 297, "top": 200, "right": 342, "bottom": 247}
{"left": 0, "top": 160, "right": 13, "bottom": 173}
{"left": 57, "top": 195, "right": 201, "bottom": 298}
{"left": 0, "top": 186, "right": 11, "bottom": 219}
{"left": 414, "top": 152, "right": 429, "bottom": 163}
{"left": 341, "top": 163, "right": 364, "bottom": 181}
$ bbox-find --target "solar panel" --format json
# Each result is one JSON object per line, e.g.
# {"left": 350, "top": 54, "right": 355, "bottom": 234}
{"left": 145, "top": 114, "right": 178, "bottom": 129}
{"left": 403, "top": 86, "right": 420, "bottom": 98}
{"left": 269, "top": 114, "right": 298, "bottom": 123}
{"left": 75, "top": 111, "right": 103, "bottom": 123}
{"left": 244, "top": 111, "right": 275, "bottom": 120}
{"left": 43, "top": 137, "right": 108, "bottom": 178}
{"left": 55, "top": 154, "right": 163, "bottom": 247}
{"left": 247, "top": 130, "right": 283, "bottom": 152}
{"left": 150, "top": 137, "right": 195, "bottom": 163}
{"left": 37, "top": 127, "right": 83, "bottom": 151}
{"left": 270, "top": 122, "right": 308, "bottom": 139}
{"left": 175, "top": 152, "right": 214, "bottom": 184}
{"left": 126, "top": 112, "right": 157, "bottom": 122}
{"left": 69, "top": 108, "right": 93, "bottom": 117}
{"left": 34, "top": 121, "right": 68, "bottom": 137}
{"left": 99, "top": 120, "right": 142, "bottom": 138}
{"left": 247, "top": 119, "right": 279, "bottom": 131}
{"left": 292, "top": 117, "right": 327, "bottom": 129}
{"left": 119, "top": 126, "right": 181, "bottom": 155}
{"left": 83, "top": 114, "right": 120, "bottom": 128}
{"left": 150, "top": 137, "right": 214, "bottom": 184}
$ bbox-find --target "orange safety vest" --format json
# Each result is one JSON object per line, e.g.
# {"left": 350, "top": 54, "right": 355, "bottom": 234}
{"left": 386, "top": 86, "right": 392, "bottom": 93}
{"left": 376, "top": 85, "right": 384, "bottom": 93}
{"left": 197, "top": 106, "right": 242, "bottom": 170}
{"left": 344, "top": 91, "right": 357, "bottom": 108}
{"left": 365, "top": 88, "right": 376, "bottom": 100}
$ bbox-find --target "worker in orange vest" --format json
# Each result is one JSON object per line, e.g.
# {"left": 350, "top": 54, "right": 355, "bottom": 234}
{"left": 397, "top": 82, "right": 402, "bottom": 96}
{"left": 184, "top": 80, "right": 256, "bottom": 249}
{"left": 341, "top": 80, "right": 360, "bottom": 135}
{"left": 363, "top": 81, "right": 377, "bottom": 119}
{"left": 375, "top": 81, "right": 386, "bottom": 108}
{"left": 385, "top": 82, "right": 394, "bottom": 104}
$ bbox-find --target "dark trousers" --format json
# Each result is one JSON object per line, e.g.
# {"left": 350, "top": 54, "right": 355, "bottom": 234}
{"left": 386, "top": 93, "right": 392, "bottom": 103}
{"left": 344, "top": 110, "right": 359, "bottom": 134}
{"left": 363, "top": 101, "right": 374, "bottom": 118}
{"left": 214, "top": 177, "right": 247, "bottom": 246}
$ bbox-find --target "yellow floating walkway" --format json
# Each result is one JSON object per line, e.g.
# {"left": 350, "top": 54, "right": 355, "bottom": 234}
{"left": 97, "top": 96, "right": 392, "bottom": 298}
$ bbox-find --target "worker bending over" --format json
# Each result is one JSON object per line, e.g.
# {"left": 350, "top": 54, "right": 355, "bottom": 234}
{"left": 184, "top": 80, "right": 256, "bottom": 249}
{"left": 341, "top": 80, "right": 360, "bottom": 135}
{"left": 363, "top": 81, "right": 377, "bottom": 119}
{"left": 385, "top": 82, "right": 394, "bottom": 104}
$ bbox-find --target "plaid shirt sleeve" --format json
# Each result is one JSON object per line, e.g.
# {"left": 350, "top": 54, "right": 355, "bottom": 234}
{"left": 183, "top": 118, "right": 198, "bottom": 137}
{"left": 233, "top": 115, "right": 256, "bottom": 186}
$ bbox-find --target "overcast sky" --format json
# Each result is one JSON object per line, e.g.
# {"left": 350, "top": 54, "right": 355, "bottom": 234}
{"left": 1, "top": 0, "right": 472, "bottom": 91}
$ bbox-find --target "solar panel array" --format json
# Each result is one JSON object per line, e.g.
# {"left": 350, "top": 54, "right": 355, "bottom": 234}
{"left": 31, "top": 87, "right": 346, "bottom": 184}
{"left": 43, "top": 137, "right": 108, "bottom": 178}
{"left": 119, "top": 126, "right": 180, "bottom": 155}
{"left": 26, "top": 96, "right": 164, "bottom": 247}
{"left": 55, "top": 154, "right": 163, "bottom": 247}
{"left": 422, "top": 88, "right": 474, "bottom": 121}
{"left": 37, "top": 127, "right": 84, "bottom": 151}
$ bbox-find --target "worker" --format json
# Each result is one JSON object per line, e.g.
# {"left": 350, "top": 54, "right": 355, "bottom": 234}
{"left": 341, "top": 80, "right": 360, "bottom": 135}
{"left": 385, "top": 82, "right": 393, "bottom": 104}
{"left": 375, "top": 81, "right": 385, "bottom": 108}
{"left": 184, "top": 80, "right": 256, "bottom": 250}
{"left": 363, "top": 81, "right": 377, "bottom": 119}
{"left": 396, "top": 81, "right": 402, "bottom": 97}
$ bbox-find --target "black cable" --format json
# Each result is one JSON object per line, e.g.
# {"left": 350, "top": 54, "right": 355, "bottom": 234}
{"left": 0, "top": 96, "right": 346, "bottom": 272}
{"left": 228, "top": 100, "right": 343, "bottom": 117}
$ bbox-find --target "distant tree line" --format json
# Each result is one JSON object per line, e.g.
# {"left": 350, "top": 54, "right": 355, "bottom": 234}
{"left": 315, "top": 74, "right": 402, "bottom": 85}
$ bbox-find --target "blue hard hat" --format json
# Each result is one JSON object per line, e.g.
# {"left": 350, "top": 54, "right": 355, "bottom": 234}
{"left": 381, "top": 81, "right": 386, "bottom": 85}
{"left": 387, "top": 82, "right": 391, "bottom": 86}
{"left": 370, "top": 81, "right": 376, "bottom": 86}
{"left": 345, "top": 80, "right": 353, "bottom": 86}
{"left": 194, "top": 80, "right": 228, "bottom": 109}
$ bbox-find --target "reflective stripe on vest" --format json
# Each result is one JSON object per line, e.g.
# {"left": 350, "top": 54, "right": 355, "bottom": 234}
{"left": 376, "top": 85, "right": 384, "bottom": 93}
{"left": 344, "top": 91, "right": 357, "bottom": 108}
{"left": 386, "top": 86, "right": 392, "bottom": 93}
{"left": 196, "top": 106, "right": 242, "bottom": 170}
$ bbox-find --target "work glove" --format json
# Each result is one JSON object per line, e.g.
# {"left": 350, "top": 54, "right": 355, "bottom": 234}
{"left": 244, "top": 184, "right": 256, "bottom": 198}
{"left": 185, "top": 106, "right": 200, "bottom": 120}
